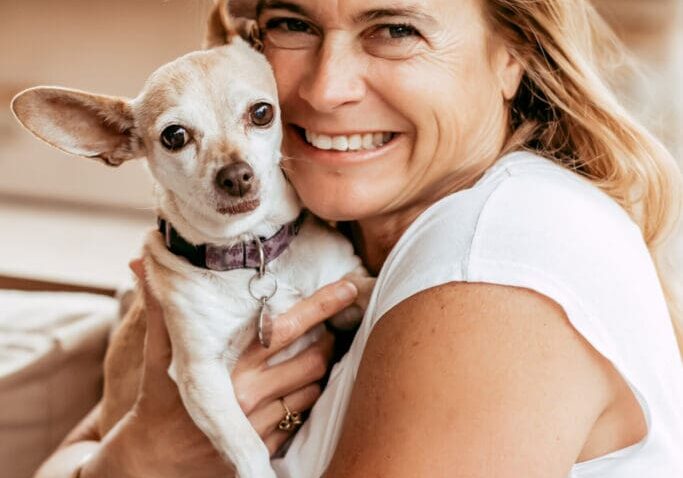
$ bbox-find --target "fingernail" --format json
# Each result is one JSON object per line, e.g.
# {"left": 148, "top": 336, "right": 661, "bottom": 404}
{"left": 129, "top": 261, "right": 142, "bottom": 278}
{"left": 335, "top": 281, "right": 358, "bottom": 302}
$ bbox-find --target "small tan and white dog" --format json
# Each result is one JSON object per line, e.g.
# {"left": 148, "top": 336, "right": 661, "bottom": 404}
{"left": 11, "top": 2, "right": 370, "bottom": 477}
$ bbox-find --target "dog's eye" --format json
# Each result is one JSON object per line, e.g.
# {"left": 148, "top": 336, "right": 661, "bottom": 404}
{"left": 249, "top": 103, "right": 274, "bottom": 127}
{"left": 160, "top": 125, "right": 189, "bottom": 151}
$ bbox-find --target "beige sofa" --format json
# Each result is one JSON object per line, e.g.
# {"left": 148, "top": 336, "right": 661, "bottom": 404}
{"left": 0, "top": 290, "right": 117, "bottom": 478}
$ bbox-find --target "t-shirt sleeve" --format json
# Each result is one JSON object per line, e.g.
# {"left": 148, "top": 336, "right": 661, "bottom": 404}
{"left": 371, "top": 169, "right": 670, "bottom": 371}
{"left": 368, "top": 169, "right": 679, "bottom": 451}
{"left": 370, "top": 183, "right": 497, "bottom": 321}
{"left": 465, "top": 173, "right": 666, "bottom": 363}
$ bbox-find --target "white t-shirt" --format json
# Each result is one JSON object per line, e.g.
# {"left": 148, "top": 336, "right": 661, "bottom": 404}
{"left": 272, "top": 151, "right": 683, "bottom": 477}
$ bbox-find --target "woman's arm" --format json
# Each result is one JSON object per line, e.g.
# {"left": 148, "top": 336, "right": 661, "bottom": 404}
{"left": 325, "top": 282, "right": 622, "bottom": 477}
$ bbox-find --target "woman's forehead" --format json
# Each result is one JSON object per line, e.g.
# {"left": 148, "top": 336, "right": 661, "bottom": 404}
{"left": 257, "top": 0, "right": 476, "bottom": 25}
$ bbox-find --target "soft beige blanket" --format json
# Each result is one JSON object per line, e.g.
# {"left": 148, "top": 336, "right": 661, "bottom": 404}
{"left": 0, "top": 290, "right": 117, "bottom": 478}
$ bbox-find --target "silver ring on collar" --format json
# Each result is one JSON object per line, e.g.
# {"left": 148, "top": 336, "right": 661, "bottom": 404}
{"left": 250, "top": 233, "right": 277, "bottom": 348}
{"left": 248, "top": 272, "right": 278, "bottom": 302}
{"left": 253, "top": 234, "right": 267, "bottom": 277}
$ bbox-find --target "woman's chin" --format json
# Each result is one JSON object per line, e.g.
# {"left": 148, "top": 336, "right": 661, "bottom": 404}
{"left": 296, "top": 188, "right": 380, "bottom": 222}
{"left": 299, "top": 197, "right": 360, "bottom": 222}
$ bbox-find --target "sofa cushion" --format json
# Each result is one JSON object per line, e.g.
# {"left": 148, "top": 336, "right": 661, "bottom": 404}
{"left": 0, "top": 290, "right": 117, "bottom": 478}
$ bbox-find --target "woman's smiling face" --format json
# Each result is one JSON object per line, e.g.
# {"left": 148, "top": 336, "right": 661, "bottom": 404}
{"left": 257, "top": 0, "right": 522, "bottom": 222}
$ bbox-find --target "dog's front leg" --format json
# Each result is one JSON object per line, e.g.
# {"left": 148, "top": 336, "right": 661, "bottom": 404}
{"left": 170, "top": 354, "right": 275, "bottom": 478}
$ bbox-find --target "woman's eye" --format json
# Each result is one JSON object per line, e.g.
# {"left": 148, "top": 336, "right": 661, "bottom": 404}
{"left": 160, "top": 125, "right": 189, "bottom": 151}
{"left": 262, "top": 17, "right": 320, "bottom": 49}
{"left": 266, "top": 18, "right": 312, "bottom": 34}
{"left": 385, "top": 24, "right": 419, "bottom": 39}
{"left": 362, "top": 23, "right": 422, "bottom": 59}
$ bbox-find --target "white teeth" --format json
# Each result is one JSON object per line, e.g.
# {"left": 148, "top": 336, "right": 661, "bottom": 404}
{"left": 316, "top": 134, "right": 332, "bottom": 150}
{"left": 332, "top": 136, "right": 348, "bottom": 151}
{"left": 305, "top": 130, "right": 394, "bottom": 152}
{"left": 348, "top": 134, "right": 362, "bottom": 150}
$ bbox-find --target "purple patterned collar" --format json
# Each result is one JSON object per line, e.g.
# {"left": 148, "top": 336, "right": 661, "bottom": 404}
{"left": 157, "top": 212, "right": 306, "bottom": 271}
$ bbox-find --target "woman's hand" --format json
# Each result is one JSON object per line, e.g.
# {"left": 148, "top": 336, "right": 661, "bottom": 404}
{"left": 80, "top": 260, "right": 358, "bottom": 478}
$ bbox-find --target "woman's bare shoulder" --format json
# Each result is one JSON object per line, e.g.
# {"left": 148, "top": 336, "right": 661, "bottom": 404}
{"left": 325, "top": 281, "right": 621, "bottom": 478}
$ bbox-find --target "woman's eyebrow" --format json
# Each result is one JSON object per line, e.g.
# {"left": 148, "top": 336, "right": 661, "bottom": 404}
{"left": 258, "top": 1, "right": 438, "bottom": 26}
{"left": 258, "top": 0, "right": 310, "bottom": 17}
{"left": 353, "top": 6, "right": 438, "bottom": 25}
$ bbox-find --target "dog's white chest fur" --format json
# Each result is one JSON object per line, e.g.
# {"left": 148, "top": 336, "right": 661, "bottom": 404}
{"left": 143, "top": 216, "right": 362, "bottom": 477}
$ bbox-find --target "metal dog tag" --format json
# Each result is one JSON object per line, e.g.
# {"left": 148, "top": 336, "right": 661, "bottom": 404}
{"left": 257, "top": 298, "right": 273, "bottom": 348}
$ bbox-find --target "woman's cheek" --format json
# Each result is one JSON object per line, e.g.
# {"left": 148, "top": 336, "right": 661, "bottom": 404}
{"left": 266, "top": 48, "right": 312, "bottom": 101}
{"left": 370, "top": 61, "right": 460, "bottom": 175}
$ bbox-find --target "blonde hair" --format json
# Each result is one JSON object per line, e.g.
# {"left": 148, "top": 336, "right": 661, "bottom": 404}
{"left": 484, "top": 0, "right": 683, "bottom": 354}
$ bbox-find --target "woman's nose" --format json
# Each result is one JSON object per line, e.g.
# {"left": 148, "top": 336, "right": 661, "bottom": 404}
{"left": 298, "top": 40, "right": 367, "bottom": 113}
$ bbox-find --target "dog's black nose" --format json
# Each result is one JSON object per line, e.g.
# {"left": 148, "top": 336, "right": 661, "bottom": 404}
{"left": 216, "top": 162, "right": 254, "bottom": 197}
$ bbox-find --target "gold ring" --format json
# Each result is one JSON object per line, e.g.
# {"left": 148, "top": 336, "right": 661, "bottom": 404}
{"left": 277, "top": 398, "right": 302, "bottom": 432}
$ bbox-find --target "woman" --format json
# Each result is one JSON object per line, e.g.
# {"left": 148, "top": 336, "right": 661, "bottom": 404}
{"left": 36, "top": 0, "right": 683, "bottom": 476}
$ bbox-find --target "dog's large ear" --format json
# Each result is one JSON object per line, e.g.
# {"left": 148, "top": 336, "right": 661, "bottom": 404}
{"left": 204, "top": 0, "right": 263, "bottom": 51}
{"left": 11, "top": 86, "right": 142, "bottom": 167}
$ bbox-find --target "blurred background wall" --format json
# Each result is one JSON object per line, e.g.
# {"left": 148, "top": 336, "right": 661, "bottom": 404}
{"left": 596, "top": 0, "right": 683, "bottom": 160}
{"left": 0, "top": 0, "right": 214, "bottom": 209}
{"left": 0, "top": 0, "right": 681, "bottom": 290}
{"left": 594, "top": 0, "right": 683, "bottom": 276}
{"left": 0, "top": 0, "right": 213, "bottom": 289}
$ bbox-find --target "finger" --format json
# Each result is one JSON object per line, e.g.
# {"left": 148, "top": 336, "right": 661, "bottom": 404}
{"left": 141, "top": 288, "right": 170, "bottom": 366}
{"left": 264, "top": 429, "right": 294, "bottom": 457}
{"left": 259, "top": 280, "right": 357, "bottom": 357}
{"left": 328, "top": 304, "right": 364, "bottom": 331}
{"left": 233, "top": 331, "right": 333, "bottom": 414}
{"left": 257, "top": 331, "right": 334, "bottom": 403}
{"left": 342, "top": 270, "right": 376, "bottom": 310}
{"left": 129, "top": 259, "right": 172, "bottom": 369}
{"left": 129, "top": 259, "right": 162, "bottom": 317}
{"left": 249, "top": 383, "right": 321, "bottom": 438}
{"left": 129, "top": 258, "right": 144, "bottom": 280}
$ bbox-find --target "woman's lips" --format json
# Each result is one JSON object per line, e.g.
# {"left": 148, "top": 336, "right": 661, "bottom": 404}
{"left": 285, "top": 124, "right": 404, "bottom": 167}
